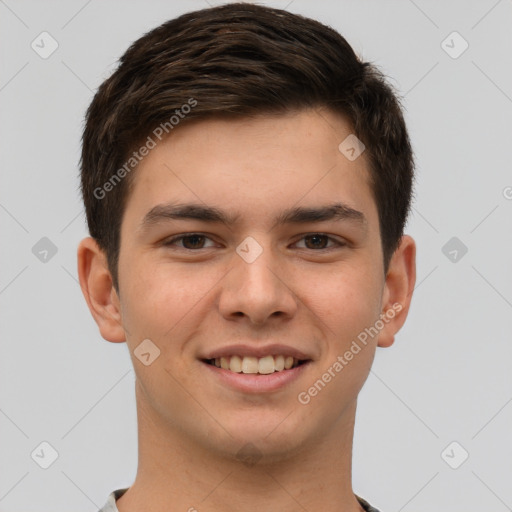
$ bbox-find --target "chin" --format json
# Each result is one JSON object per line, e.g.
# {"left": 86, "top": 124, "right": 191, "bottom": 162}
{"left": 230, "top": 433, "right": 312, "bottom": 467}
{"left": 222, "top": 412, "right": 311, "bottom": 455}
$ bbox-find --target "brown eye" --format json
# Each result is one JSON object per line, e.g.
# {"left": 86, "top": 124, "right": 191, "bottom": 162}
{"left": 164, "top": 234, "right": 215, "bottom": 250}
{"left": 304, "top": 234, "right": 329, "bottom": 249}
{"left": 180, "top": 235, "right": 206, "bottom": 249}
{"left": 294, "top": 234, "right": 342, "bottom": 250}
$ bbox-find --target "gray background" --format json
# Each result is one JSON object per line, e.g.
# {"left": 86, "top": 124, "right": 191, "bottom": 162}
{"left": 1, "top": 0, "right": 511, "bottom": 510}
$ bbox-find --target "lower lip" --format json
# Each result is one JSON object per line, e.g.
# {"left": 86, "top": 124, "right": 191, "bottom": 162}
{"left": 202, "top": 361, "right": 311, "bottom": 393}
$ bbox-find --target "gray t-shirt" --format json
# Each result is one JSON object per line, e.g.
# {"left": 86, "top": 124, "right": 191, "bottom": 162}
{"left": 98, "top": 488, "right": 382, "bottom": 511}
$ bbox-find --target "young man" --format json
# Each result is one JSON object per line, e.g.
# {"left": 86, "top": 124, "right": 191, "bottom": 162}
{"left": 77, "top": 3, "right": 416, "bottom": 511}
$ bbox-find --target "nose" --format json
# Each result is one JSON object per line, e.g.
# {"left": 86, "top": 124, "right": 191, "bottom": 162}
{"left": 218, "top": 240, "right": 298, "bottom": 326}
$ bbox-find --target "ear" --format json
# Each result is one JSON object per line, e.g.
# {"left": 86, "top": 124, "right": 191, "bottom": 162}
{"left": 77, "top": 237, "right": 126, "bottom": 343}
{"left": 377, "top": 235, "right": 416, "bottom": 348}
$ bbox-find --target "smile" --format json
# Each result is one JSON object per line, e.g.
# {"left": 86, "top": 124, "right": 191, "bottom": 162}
{"left": 205, "top": 355, "right": 306, "bottom": 374}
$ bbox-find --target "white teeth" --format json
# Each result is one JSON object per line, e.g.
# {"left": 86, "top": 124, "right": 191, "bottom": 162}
{"left": 229, "top": 355, "right": 243, "bottom": 373}
{"left": 211, "top": 355, "right": 303, "bottom": 374}
{"left": 242, "top": 356, "right": 259, "bottom": 374}
{"left": 258, "top": 355, "right": 275, "bottom": 374}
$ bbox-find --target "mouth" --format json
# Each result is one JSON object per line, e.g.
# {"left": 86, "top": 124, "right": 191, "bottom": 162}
{"left": 200, "top": 344, "right": 314, "bottom": 393}
{"left": 203, "top": 355, "right": 309, "bottom": 375}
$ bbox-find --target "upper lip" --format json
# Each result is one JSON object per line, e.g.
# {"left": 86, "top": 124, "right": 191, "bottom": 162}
{"left": 201, "top": 344, "right": 313, "bottom": 361}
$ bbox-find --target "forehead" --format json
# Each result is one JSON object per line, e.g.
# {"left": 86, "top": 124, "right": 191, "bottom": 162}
{"left": 122, "top": 109, "right": 378, "bottom": 231}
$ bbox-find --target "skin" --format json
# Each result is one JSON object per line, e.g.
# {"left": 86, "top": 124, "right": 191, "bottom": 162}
{"left": 78, "top": 108, "right": 416, "bottom": 512}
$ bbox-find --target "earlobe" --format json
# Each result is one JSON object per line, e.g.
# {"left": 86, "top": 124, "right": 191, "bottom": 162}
{"left": 377, "top": 235, "right": 416, "bottom": 348}
{"left": 77, "top": 237, "right": 126, "bottom": 343}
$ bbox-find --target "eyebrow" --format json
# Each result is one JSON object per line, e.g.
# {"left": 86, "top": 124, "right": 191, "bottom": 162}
{"left": 139, "top": 201, "right": 366, "bottom": 231}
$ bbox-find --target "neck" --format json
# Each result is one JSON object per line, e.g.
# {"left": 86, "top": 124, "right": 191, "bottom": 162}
{"left": 117, "top": 382, "right": 364, "bottom": 512}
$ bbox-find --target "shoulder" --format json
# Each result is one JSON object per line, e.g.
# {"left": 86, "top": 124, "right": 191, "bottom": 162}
{"left": 356, "top": 494, "right": 382, "bottom": 512}
{"left": 97, "top": 488, "right": 129, "bottom": 512}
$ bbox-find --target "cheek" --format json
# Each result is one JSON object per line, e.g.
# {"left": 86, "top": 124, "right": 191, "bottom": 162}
{"left": 298, "top": 261, "right": 383, "bottom": 343}
{"left": 295, "top": 268, "right": 381, "bottom": 417}
{"left": 119, "top": 255, "right": 226, "bottom": 349}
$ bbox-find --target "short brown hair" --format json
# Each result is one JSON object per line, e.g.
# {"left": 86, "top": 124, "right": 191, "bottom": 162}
{"left": 80, "top": 2, "right": 414, "bottom": 291}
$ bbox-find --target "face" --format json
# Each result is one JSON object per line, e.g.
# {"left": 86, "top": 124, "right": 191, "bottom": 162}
{"left": 82, "top": 109, "right": 414, "bottom": 463}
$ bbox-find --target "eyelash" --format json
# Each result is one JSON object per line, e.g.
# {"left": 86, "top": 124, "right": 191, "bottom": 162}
{"left": 162, "top": 233, "right": 346, "bottom": 251}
